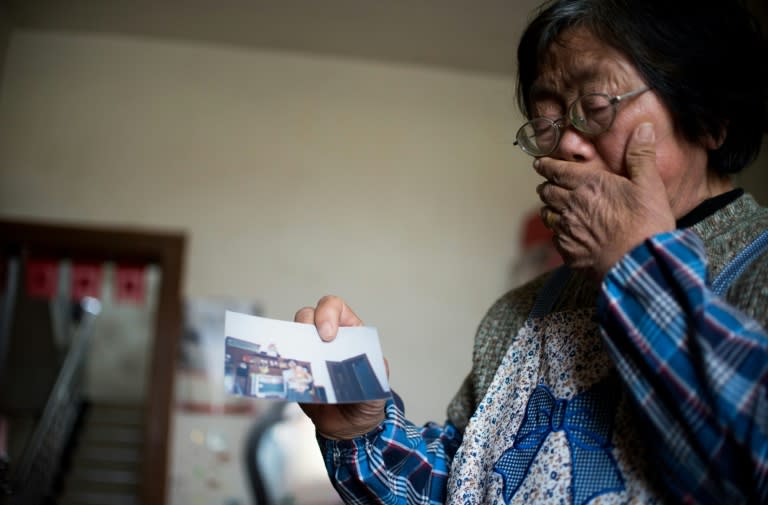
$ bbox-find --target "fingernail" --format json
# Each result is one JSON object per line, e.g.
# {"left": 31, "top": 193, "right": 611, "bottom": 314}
{"left": 318, "top": 321, "right": 334, "bottom": 341}
{"left": 636, "top": 122, "right": 654, "bottom": 143}
{"left": 533, "top": 159, "right": 541, "bottom": 169}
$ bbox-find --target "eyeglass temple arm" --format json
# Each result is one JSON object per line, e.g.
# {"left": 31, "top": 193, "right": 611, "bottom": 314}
{"left": 612, "top": 86, "right": 650, "bottom": 105}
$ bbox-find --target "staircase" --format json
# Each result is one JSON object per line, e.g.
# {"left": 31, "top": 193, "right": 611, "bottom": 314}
{"left": 57, "top": 403, "right": 144, "bottom": 505}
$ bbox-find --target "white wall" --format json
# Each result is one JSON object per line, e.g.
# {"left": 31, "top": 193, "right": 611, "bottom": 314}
{"left": 0, "top": 30, "right": 541, "bottom": 425}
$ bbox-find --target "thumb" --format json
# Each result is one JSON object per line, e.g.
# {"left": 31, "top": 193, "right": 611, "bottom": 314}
{"left": 625, "top": 122, "right": 658, "bottom": 185}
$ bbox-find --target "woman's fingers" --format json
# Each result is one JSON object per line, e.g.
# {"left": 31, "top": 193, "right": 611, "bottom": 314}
{"left": 294, "top": 306, "right": 316, "bottom": 324}
{"left": 533, "top": 157, "right": 590, "bottom": 190}
{"left": 295, "top": 296, "right": 363, "bottom": 341}
{"left": 294, "top": 296, "right": 363, "bottom": 342}
{"left": 313, "top": 295, "right": 363, "bottom": 341}
{"left": 537, "top": 181, "right": 571, "bottom": 214}
{"left": 531, "top": 123, "right": 677, "bottom": 279}
{"left": 540, "top": 206, "right": 561, "bottom": 229}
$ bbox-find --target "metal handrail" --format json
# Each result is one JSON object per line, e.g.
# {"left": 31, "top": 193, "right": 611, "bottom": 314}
{"left": 8, "top": 296, "right": 101, "bottom": 502}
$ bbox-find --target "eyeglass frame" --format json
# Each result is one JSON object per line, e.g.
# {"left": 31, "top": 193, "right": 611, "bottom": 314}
{"left": 513, "top": 86, "right": 650, "bottom": 157}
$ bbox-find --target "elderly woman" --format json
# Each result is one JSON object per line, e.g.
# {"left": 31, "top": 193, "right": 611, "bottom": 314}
{"left": 294, "top": 0, "right": 768, "bottom": 503}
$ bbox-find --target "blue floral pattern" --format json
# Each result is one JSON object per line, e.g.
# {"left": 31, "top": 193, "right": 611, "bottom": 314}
{"left": 446, "top": 309, "right": 662, "bottom": 504}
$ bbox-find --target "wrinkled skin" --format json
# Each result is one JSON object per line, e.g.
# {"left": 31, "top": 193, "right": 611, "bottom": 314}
{"left": 535, "top": 122, "right": 676, "bottom": 277}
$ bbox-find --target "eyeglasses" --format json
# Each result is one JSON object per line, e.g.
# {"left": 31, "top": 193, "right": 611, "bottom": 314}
{"left": 514, "top": 86, "right": 650, "bottom": 157}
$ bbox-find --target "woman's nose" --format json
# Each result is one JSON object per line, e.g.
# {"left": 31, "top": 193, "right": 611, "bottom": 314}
{"left": 553, "top": 127, "right": 595, "bottom": 162}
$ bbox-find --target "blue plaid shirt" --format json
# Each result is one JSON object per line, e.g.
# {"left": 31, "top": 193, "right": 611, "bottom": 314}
{"left": 318, "top": 229, "right": 767, "bottom": 504}
{"left": 598, "top": 229, "right": 768, "bottom": 504}
{"left": 318, "top": 392, "right": 462, "bottom": 505}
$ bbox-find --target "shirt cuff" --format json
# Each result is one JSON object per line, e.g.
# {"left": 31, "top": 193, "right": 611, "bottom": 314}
{"left": 316, "top": 391, "right": 403, "bottom": 455}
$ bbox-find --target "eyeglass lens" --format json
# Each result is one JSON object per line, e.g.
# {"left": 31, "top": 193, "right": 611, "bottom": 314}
{"left": 569, "top": 94, "right": 616, "bottom": 134}
{"left": 517, "top": 117, "right": 560, "bottom": 155}
{"left": 517, "top": 93, "right": 616, "bottom": 156}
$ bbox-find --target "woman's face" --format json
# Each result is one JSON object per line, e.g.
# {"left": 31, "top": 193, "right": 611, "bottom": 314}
{"left": 530, "top": 28, "right": 723, "bottom": 218}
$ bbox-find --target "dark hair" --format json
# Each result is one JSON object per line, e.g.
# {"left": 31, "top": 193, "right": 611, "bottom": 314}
{"left": 516, "top": 0, "right": 768, "bottom": 174}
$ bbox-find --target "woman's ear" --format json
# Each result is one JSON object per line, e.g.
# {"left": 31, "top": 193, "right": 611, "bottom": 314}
{"left": 704, "top": 124, "right": 728, "bottom": 150}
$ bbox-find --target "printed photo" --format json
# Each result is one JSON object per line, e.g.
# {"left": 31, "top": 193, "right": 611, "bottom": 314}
{"left": 224, "top": 312, "right": 389, "bottom": 404}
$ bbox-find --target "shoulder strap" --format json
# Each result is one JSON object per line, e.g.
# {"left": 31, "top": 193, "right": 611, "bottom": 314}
{"left": 527, "top": 265, "right": 570, "bottom": 320}
{"left": 711, "top": 229, "right": 768, "bottom": 296}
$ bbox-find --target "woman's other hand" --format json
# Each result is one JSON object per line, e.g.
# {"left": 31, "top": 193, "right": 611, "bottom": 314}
{"left": 535, "top": 122, "right": 676, "bottom": 278}
{"left": 294, "top": 295, "right": 387, "bottom": 439}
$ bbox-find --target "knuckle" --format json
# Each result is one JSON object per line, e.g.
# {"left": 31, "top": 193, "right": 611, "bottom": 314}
{"left": 631, "top": 144, "right": 656, "bottom": 159}
{"left": 548, "top": 163, "right": 568, "bottom": 186}
{"left": 583, "top": 179, "right": 600, "bottom": 197}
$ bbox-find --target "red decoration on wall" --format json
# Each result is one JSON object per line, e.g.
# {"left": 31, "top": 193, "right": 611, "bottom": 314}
{"left": 115, "top": 263, "right": 146, "bottom": 304}
{"left": 71, "top": 261, "right": 103, "bottom": 300}
{"left": 25, "top": 258, "right": 59, "bottom": 299}
{"left": 522, "top": 211, "right": 554, "bottom": 247}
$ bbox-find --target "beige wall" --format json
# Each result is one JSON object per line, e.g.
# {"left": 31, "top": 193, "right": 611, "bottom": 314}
{"left": 0, "top": 30, "right": 541, "bottom": 424}
{"left": 0, "top": 2, "right": 11, "bottom": 92}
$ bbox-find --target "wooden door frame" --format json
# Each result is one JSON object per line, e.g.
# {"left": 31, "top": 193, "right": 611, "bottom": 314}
{"left": 0, "top": 218, "right": 185, "bottom": 505}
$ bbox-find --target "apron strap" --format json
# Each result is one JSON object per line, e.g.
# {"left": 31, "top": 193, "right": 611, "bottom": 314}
{"left": 527, "top": 265, "right": 570, "bottom": 320}
{"left": 711, "top": 229, "right": 768, "bottom": 296}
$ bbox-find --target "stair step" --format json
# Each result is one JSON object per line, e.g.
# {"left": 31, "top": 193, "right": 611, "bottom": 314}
{"left": 67, "top": 457, "right": 139, "bottom": 472}
{"left": 61, "top": 476, "right": 139, "bottom": 494}
{"left": 73, "top": 445, "right": 141, "bottom": 465}
{"left": 67, "top": 467, "right": 139, "bottom": 486}
{"left": 58, "top": 490, "right": 138, "bottom": 505}
{"left": 54, "top": 402, "right": 146, "bottom": 505}
{"left": 85, "top": 404, "right": 144, "bottom": 427}
{"left": 79, "top": 425, "right": 143, "bottom": 445}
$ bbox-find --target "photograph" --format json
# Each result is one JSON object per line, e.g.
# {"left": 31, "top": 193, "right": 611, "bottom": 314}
{"left": 224, "top": 312, "right": 389, "bottom": 404}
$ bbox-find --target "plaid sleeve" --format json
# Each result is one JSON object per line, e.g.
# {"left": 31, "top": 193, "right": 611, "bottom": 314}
{"left": 317, "top": 393, "right": 463, "bottom": 505}
{"left": 597, "top": 229, "right": 768, "bottom": 504}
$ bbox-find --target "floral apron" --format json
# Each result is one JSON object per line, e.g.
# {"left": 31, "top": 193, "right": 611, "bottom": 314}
{"left": 446, "top": 268, "right": 660, "bottom": 505}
